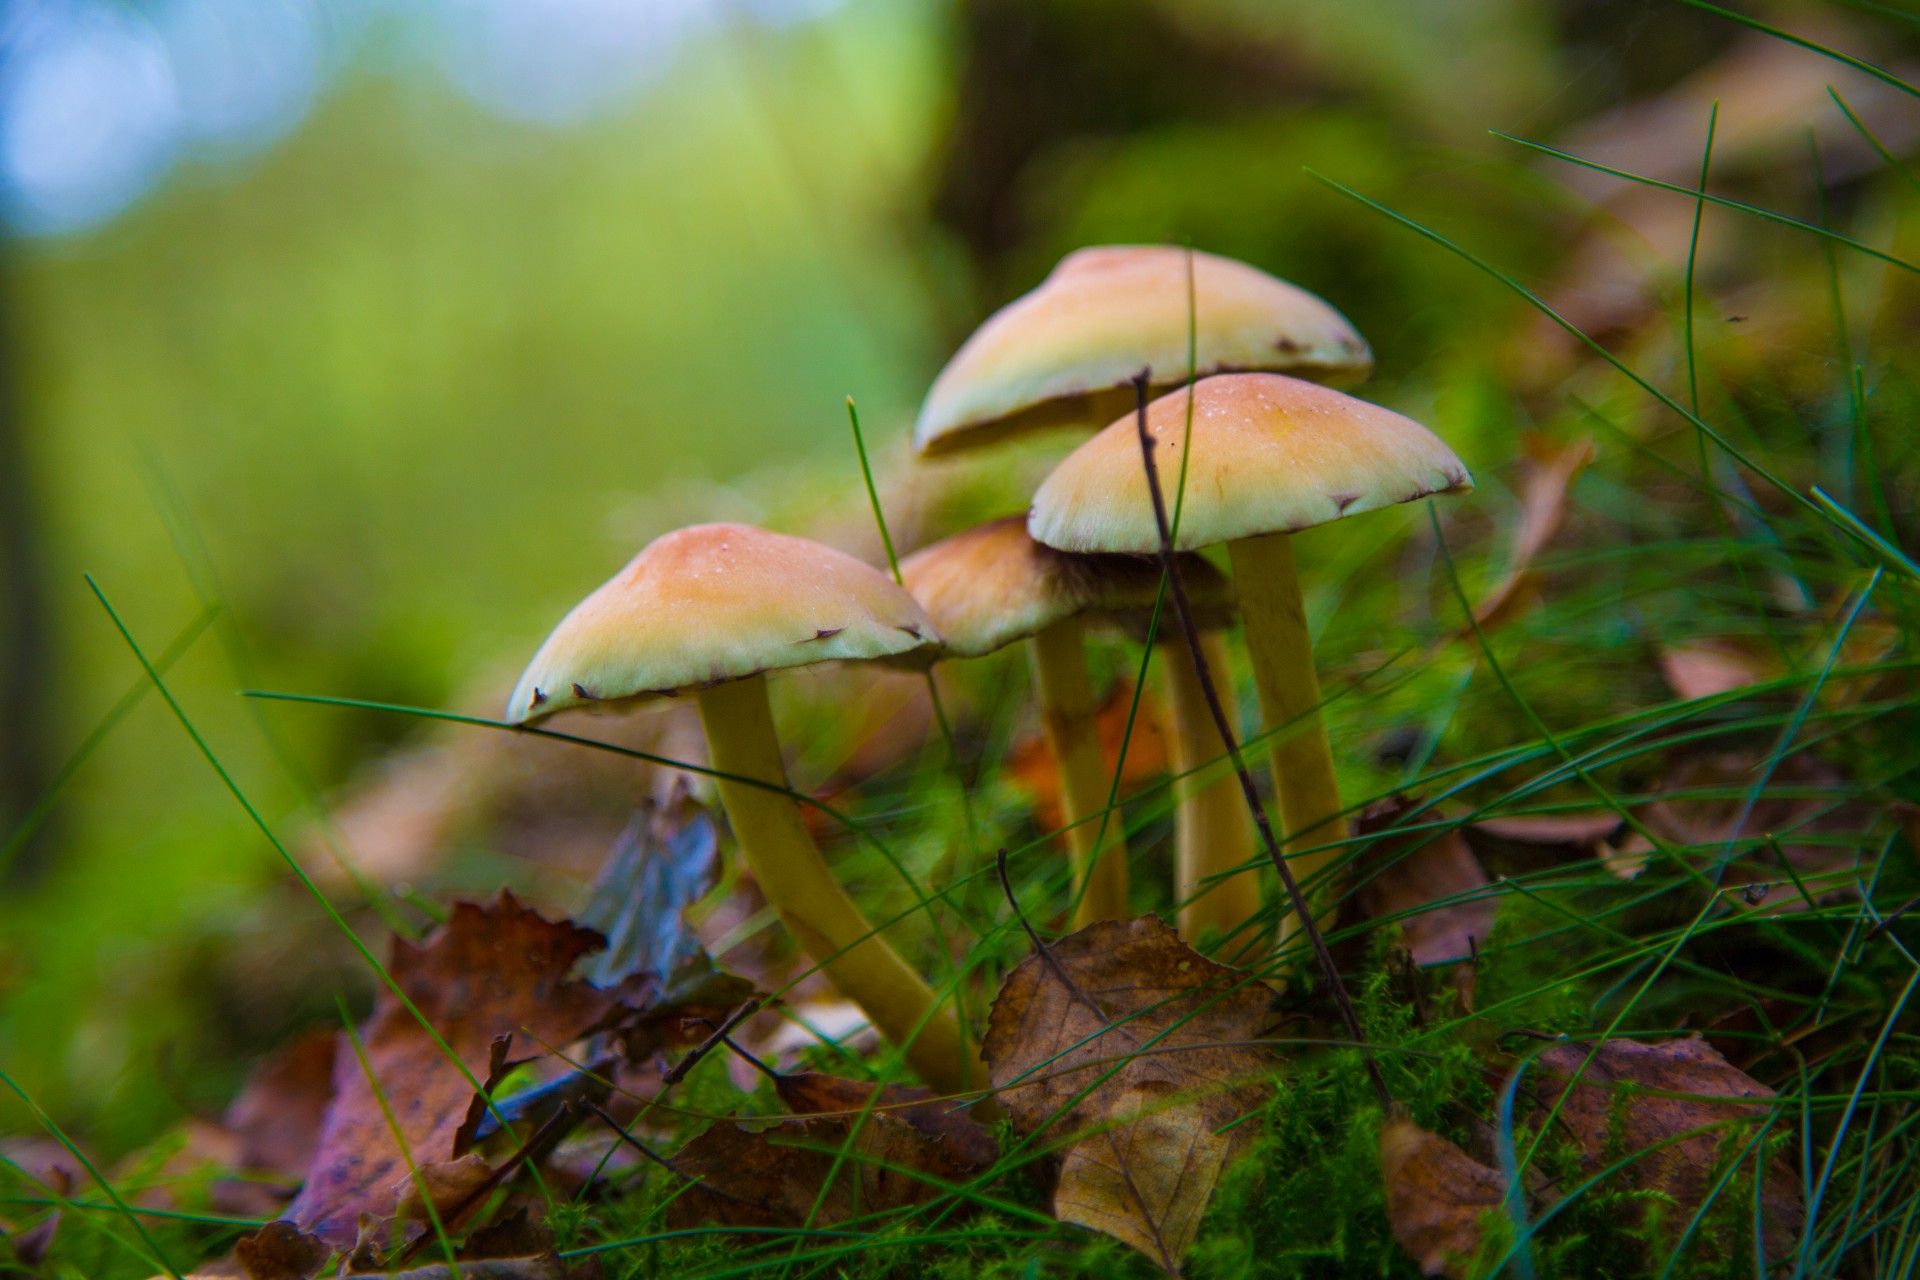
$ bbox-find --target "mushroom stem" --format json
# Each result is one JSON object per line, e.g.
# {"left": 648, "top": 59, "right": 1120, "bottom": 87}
{"left": 1226, "top": 531, "right": 1345, "bottom": 954}
{"left": 695, "top": 674, "right": 982, "bottom": 1097}
{"left": 1026, "top": 617, "right": 1129, "bottom": 928}
{"left": 1159, "top": 629, "right": 1261, "bottom": 944}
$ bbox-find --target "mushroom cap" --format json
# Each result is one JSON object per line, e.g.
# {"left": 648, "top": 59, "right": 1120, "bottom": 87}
{"left": 1028, "top": 373, "right": 1473, "bottom": 554}
{"left": 899, "top": 515, "right": 1236, "bottom": 658}
{"left": 506, "top": 523, "right": 939, "bottom": 723}
{"left": 914, "top": 246, "right": 1371, "bottom": 457}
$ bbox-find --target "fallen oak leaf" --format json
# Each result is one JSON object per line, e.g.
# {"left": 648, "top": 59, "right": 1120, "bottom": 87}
{"left": 1532, "top": 1035, "right": 1803, "bottom": 1265}
{"left": 285, "top": 892, "right": 650, "bottom": 1249}
{"left": 984, "top": 916, "right": 1275, "bottom": 1274}
{"left": 1378, "top": 1113, "right": 1505, "bottom": 1279}
{"left": 663, "top": 1073, "right": 995, "bottom": 1230}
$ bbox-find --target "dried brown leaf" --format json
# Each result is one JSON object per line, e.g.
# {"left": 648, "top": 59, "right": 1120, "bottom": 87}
{"left": 233, "top": 1221, "right": 329, "bottom": 1280}
{"left": 227, "top": 1031, "right": 338, "bottom": 1184}
{"left": 1469, "top": 812, "right": 1621, "bottom": 846}
{"left": 1659, "top": 640, "right": 1778, "bottom": 702}
{"left": 1533, "top": 1036, "right": 1803, "bottom": 1263}
{"left": 664, "top": 1074, "right": 994, "bottom": 1230}
{"left": 1640, "top": 752, "right": 1875, "bottom": 913}
{"left": 984, "top": 917, "right": 1275, "bottom": 1273}
{"left": 1379, "top": 1115, "right": 1504, "bottom": 1279}
{"left": 286, "top": 892, "right": 647, "bottom": 1248}
{"left": 6, "top": 1207, "right": 61, "bottom": 1270}
{"left": 773, "top": 1072, "right": 999, "bottom": 1169}
{"left": 1357, "top": 798, "right": 1496, "bottom": 967}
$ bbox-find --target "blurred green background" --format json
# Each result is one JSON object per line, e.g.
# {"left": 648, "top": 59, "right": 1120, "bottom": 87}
{"left": 0, "top": 0, "right": 1913, "bottom": 1149}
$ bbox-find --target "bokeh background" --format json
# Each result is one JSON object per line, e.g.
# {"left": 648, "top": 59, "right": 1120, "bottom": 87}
{"left": 1, "top": 0, "right": 1914, "bottom": 1150}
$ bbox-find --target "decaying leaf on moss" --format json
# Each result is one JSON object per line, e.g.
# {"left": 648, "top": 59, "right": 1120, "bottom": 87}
{"left": 1355, "top": 797, "right": 1497, "bottom": 967}
{"left": 284, "top": 892, "right": 652, "bottom": 1249}
{"left": 1378, "top": 1113, "right": 1505, "bottom": 1279}
{"left": 984, "top": 916, "right": 1276, "bottom": 1273}
{"left": 665, "top": 1073, "right": 995, "bottom": 1229}
{"left": 1531, "top": 1035, "right": 1804, "bottom": 1264}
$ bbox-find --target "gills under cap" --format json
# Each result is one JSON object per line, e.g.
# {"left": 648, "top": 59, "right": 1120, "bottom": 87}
{"left": 914, "top": 246, "right": 1371, "bottom": 457}
{"left": 1028, "top": 373, "right": 1473, "bottom": 555}
{"left": 507, "top": 523, "right": 939, "bottom": 723}
{"left": 899, "top": 516, "right": 1234, "bottom": 659}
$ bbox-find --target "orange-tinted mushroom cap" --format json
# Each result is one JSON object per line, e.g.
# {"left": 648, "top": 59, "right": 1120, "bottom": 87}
{"left": 1028, "top": 373, "right": 1472, "bottom": 555}
{"left": 900, "top": 516, "right": 1234, "bottom": 658}
{"left": 914, "top": 246, "right": 1370, "bottom": 457}
{"left": 506, "top": 523, "right": 939, "bottom": 723}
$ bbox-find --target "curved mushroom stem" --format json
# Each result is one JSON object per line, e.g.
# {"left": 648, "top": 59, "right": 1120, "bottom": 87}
{"left": 1159, "top": 628, "right": 1262, "bottom": 946}
{"left": 1027, "top": 617, "right": 1129, "bottom": 929}
{"left": 1226, "top": 532, "right": 1345, "bottom": 958}
{"left": 696, "top": 674, "right": 983, "bottom": 1098}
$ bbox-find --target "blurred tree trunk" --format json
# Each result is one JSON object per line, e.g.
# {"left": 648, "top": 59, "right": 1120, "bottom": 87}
{"left": 928, "top": 0, "right": 1318, "bottom": 309}
{"left": 0, "top": 252, "right": 52, "bottom": 886}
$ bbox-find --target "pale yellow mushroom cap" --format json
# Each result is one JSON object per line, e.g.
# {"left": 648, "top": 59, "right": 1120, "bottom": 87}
{"left": 899, "top": 515, "right": 1235, "bottom": 658}
{"left": 506, "top": 523, "right": 939, "bottom": 723}
{"left": 914, "top": 246, "right": 1371, "bottom": 457}
{"left": 1028, "top": 373, "right": 1473, "bottom": 554}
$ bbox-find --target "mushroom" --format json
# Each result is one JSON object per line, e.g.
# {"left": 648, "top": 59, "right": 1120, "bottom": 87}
{"left": 914, "top": 245, "right": 1371, "bottom": 458}
{"left": 1157, "top": 626, "right": 1263, "bottom": 945}
{"left": 900, "top": 516, "right": 1234, "bottom": 929}
{"left": 506, "top": 523, "right": 981, "bottom": 1096}
{"left": 1028, "top": 374, "right": 1473, "bottom": 955}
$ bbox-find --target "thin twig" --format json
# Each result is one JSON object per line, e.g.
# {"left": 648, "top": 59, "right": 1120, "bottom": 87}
{"left": 1127, "top": 369, "right": 1391, "bottom": 1108}
{"left": 661, "top": 997, "right": 763, "bottom": 1087}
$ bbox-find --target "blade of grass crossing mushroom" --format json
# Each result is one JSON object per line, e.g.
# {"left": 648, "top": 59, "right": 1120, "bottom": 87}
{"left": 1127, "top": 370, "right": 1390, "bottom": 1108}
{"left": 847, "top": 394, "right": 986, "bottom": 956}
{"left": 1082, "top": 245, "right": 1244, "bottom": 936}
{"left": 1161, "top": 247, "right": 1264, "bottom": 942}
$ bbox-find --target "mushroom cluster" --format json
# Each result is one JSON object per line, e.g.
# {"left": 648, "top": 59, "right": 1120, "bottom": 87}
{"left": 505, "top": 244, "right": 1472, "bottom": 1097}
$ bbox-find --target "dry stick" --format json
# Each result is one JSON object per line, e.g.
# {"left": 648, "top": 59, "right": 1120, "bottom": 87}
{"left": 1127, "top": 370, "right": 1390, "bottom": 1109}
{"left": 660, "top": 997, "right": 764, "bottom": 1087}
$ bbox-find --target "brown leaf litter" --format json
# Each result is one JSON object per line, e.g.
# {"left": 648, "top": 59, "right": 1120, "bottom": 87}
{"left": 1532, "top": 1035, "right": 1803, "bottom": 1264}
{"left": 984, "top": 916, "right": 1276, "bottom": 1273}
{"left": 282, "top": 892, "right": 651, "bottom": 1250}
{"left": 664, "top": 1072, "right": 995, "bottom": 1230}
{"left": 1378, "top": 1114, "right": 1505, "bottom": 1279}
{"left": 1355, "top": 797, "right": 1497, "bottom": 968}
